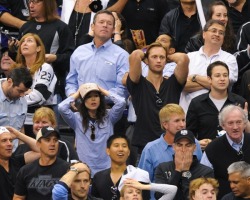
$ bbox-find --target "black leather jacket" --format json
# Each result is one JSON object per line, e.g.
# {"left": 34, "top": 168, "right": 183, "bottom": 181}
{"left": 185, "top": 33, "right": 203, "bottom": 53}
{"left": 159, "top": 6, "right": 201, "bottom": 52}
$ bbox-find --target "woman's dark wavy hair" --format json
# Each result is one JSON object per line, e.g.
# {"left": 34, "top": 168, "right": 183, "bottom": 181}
{"left": 77, "top": 91, "right": 107, "bottom": 133}
{"left": 206, "top": 1, "right": 236, "bottom": 53}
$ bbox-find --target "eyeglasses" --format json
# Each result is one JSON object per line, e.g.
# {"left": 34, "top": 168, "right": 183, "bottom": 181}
{"left": 111, "top": 186, "right": 118, "bottom": 200}
{"left": 90, "top": 124, "right": 95, "bottom": 141}
{"left": 155, "top": 92, "right": 163, "bottom": 107}
{"left": 206, "top": 28, "right": 225, "bottom": 36}
{"left": 28, "top": 0, "right": 43, "bottom": 4}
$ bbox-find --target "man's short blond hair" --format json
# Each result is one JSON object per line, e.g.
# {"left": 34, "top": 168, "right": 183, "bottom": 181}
{"left": 159, "top": 104, "right": 185, "bottom": 130}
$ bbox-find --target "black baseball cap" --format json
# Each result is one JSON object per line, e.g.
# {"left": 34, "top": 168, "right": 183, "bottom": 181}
{"left": 36, "top": 126, "right": 60, "bottom": 141}
{"left": 174, "top": 129, "right": 195, "bottom": 143}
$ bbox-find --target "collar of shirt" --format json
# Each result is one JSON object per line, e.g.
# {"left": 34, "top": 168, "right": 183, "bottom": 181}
{"left": 199, "top": 46, "right": 222, "bottom": 58}
{"left": 91, "top": 38, "right": 113, "bottom": 50}
{"left": 0, "top": 79, "right": 10, "bottom": 102}
{"left": 161, "top": 133, "right": 174, "bottom": 151}
{"left": 226, "top": 133, "right": 244, "bottom": 151}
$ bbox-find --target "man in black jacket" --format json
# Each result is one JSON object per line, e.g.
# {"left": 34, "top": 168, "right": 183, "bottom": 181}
{"left": 154, "top": 129, "right": 214, "bottom": 200}
{"left": 159, "top": 0, "right": 201, "bottom": 52}
{"left": 186, "top": 61, "right": 246, "bottom": 149}
{"left": 201, "top": 105, "right": 250, "bottom": 199}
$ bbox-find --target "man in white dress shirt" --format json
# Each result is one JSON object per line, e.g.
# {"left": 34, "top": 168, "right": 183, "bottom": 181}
{"left": 179, "top": 19, "right": 238, "bottom": 113}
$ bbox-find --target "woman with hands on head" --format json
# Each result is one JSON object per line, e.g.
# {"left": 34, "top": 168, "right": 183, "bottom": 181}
{"left": 120, "top": 178, "right": 177, "bottom": 200}
{"left": 58, "top": 83, "right": 126, "bottom": 176}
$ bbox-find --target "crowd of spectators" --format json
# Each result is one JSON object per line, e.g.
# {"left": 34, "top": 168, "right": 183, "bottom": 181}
{"left": 0, "top": 0, "right": 250, "bottom": 199}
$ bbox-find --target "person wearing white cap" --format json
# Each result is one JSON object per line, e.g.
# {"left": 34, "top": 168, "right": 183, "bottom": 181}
{"left": 0, "top": 126, "right": 40, "bottom": 200}
{"left": 13, "top": 126, "right": 69, "bottom": 200}
{"left": 58, "top": 83, "right": 126, "bottom": 176}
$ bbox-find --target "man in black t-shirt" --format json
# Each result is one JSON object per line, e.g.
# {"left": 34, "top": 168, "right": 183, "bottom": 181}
{"left": 13, "top": 126, "right": 69, "bottom": 200}
{"left": 126, "top": 42, "right": 189, "bottom": 161}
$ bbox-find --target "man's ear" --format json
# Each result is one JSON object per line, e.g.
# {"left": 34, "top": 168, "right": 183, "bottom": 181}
{"left": 247, "top": 177, "right": 250, "bottom": 184}
{"left": 162, "top": 121, "right": 168, "bottom": 131}
{"left": 7, "top": 78, "right": 13, "bottom": 86}
{"left": 207, "top": 76, "right": 212, "bottom": 85}
{"left": 106, "top": 148, "right": 110, "bottom": 156}
{"left": 91, "top": 23, "right": 94, "bottom": 32}
{"left": 36, "top": 141, "right": 41, "bottom": 149}
{"left": 202, "top": 31, "right": 206, "bottom": 40}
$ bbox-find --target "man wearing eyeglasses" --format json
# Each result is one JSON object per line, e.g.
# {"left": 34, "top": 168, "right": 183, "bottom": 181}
{"left": 13, "top": 126, "right": 69, "bottom": 200}
{"left": 126, "top": 42, "right": 189, "bottom": 165}
{"left": 179, "top": 19, "right": 238, "bottom": 114}
{"left": 201, "top": 105, "right": 250, "bottom": 199}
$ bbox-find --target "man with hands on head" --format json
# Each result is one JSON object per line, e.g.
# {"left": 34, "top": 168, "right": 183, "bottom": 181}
{"left": 126, "top": 42, "right": 189, "bottom": 161}
{"left": 53, "top": 161, "right": 102, "bottom": 200}
{"left": 154, "top": 129, "right": 214, "bottom": 200}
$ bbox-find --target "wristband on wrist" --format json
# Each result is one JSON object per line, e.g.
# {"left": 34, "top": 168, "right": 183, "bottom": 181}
{"left": 114, "top": 32, "right": 121, "bottom": 35}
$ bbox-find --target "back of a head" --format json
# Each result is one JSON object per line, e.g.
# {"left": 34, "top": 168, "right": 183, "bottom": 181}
{"left": 8, "top": 67, "right": 33, "bottom": 89}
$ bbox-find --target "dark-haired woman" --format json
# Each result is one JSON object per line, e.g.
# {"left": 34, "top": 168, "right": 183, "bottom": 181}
{"left": 185, "top": 1, "right": 236, "bottom": 54}
{"left": 58, "top": 83, "right": 126, "bottom": 176}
